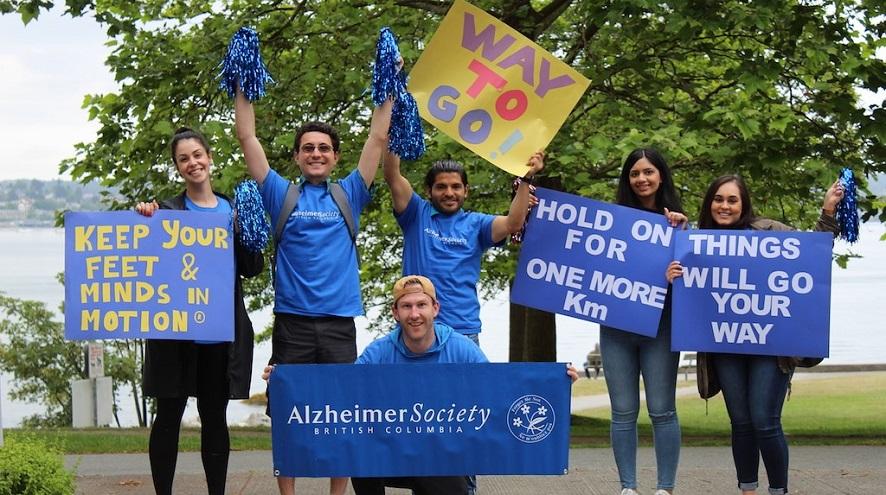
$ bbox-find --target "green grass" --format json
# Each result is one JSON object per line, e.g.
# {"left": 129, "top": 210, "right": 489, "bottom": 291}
{"left": 571, "top": 372, "right": 886, "bottom": 447}
{"left": 5, "top": 427, "right": 273, "bottom": 454}
{"left": 7, "top": 373, "right": 885, "bottom": 453}
{"left": 571, "top": 377, "right": 609, "bottom": 396}
{"left": 572, "top": 375, "right": 696, "bottom": 397}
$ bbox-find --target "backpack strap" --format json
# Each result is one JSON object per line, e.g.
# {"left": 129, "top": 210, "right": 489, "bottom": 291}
{"left": 275, "top": 182, "right": 300, "bottom": 245}
{"left": 329, "top": 182, "right": 357, "bottom": 243}
{"left": 271, "top": 182, "right": 360, "bottom": 287}
{"left": 269, "top": 183, "right": 301, "bottom": 288}
{"left": 329, "top": 182, "right": 360, "bottom": 266}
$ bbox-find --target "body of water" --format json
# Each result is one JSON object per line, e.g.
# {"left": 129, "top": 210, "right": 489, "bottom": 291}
{"left": 2, "top": 225, "right": 885, "bottom": 427}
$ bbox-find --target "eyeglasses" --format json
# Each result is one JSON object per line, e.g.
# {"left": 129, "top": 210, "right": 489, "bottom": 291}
{"left": 300, "top": 144, "right": 334, "bottom": 154}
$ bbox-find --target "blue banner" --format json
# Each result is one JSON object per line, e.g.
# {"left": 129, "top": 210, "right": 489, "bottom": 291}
{"left": 671, "top": 230, "right": 832, "bottom": 357}
{"left": 511, "top": 188, "right": 676, "bottom": 336}
{"left": 269, "top": 363, "right": 571, "bottom": 477}
{"left": 64, "top": 210, "right": 234, "bottom": 341}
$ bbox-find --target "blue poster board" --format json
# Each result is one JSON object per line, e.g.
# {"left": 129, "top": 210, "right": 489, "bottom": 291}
{"left": 671, "top": 230, "right": 832, "bottom": 357}
{"left": 64, "top": 210, "right": 234, "bottom": 341}
{"left": 269, "top": 363, "right": 572, "bottom": 477}
{"left": 511, "top": 188, "right": 676, "bottom": 336}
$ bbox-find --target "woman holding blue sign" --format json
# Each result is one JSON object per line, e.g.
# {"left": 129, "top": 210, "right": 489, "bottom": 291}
{"left": 667, "top": 174, "right": 843, "bottom": 495}
{"left": 602, "top": 148, "right": 687, "bottom": 495}
{"left": 135, "top": 127, "right": 264, "bottom": 495}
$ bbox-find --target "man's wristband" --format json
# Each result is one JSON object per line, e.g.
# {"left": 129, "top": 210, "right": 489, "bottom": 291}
{"left": 520, "top": 175, "right": 535, "bottom": 185}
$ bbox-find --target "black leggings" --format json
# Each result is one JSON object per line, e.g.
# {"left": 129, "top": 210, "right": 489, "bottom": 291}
{"left": 149, "top": 396, "right": 230, "bottom": 494}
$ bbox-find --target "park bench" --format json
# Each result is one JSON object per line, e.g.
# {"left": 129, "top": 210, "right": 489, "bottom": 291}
{"left": 680, "top": 352, "right": 697, "bottom": 381}
{"left": 583, "top": 343, "right": 603, "bottom": 379}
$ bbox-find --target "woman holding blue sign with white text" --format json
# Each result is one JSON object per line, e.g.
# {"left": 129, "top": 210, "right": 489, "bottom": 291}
{"left": 666, "top": 174, "right": 843, "bottom": 495}
{"left": 135, "top": 127, "right": 264, "bottom": 495}
{"left": 601, "top": 148, "right": 687, "bottom": 495}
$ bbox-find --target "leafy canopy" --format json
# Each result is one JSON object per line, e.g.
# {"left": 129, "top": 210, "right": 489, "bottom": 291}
{"left": 4, "top": 0, "right": 884, "bottom": 324}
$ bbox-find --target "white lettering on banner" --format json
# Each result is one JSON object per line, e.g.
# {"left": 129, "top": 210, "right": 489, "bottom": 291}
{"left": 711, "top": 292, "right": 791, "bottom": 317}
{"left": 385, "top": 425, "right": 465, "bottom": 434}
{"left": 680, "top": 267, "right": 756, "bottom": 290}
{"left": 534, "top": 199, "right": 613, "bottom": 231}
{"left": 525, "top": 259, "right": 585, "bottom": 289}
{"left": 688, "top": 234, "right": 801, "bottom": 259}
{"left": 563, "top": 290, "right": 608, "bottom": 320}
{"left": 767, "top": 271, "right": 814, "bottom": 294}
{"left": 314, "top": 426, "right": 375, "bottom": 435}
{"left": 711, "top": 322, "right": 774, "bottom": 344}
{"left": 288, "top": 402, "right": 491, "bottom": 431}
{"left": 563, "top": 229, "right": 627, "bottom": 261}
{"left": 630, "top": 220, "right": 673, "bottom": 247}
{"left": 587, "top": 271, "right": 667, "bottom": 309}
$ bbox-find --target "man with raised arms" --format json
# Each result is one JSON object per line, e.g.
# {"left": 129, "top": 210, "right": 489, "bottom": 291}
{"left": 235, "top": 88, "right": 392, "bottom": 495}
{"left": 383, "top": 151, "right": 544, "bottom": 344}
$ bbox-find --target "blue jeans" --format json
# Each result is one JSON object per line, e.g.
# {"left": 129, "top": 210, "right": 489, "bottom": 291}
{"left": 600, "top": 324, "right": 681, "bottom": 490}
{"left": 713, "top": 354, "right": 790, "bottom": 495}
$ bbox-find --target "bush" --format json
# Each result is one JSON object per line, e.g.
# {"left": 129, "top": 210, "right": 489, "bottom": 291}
{"left": 0, "top": 437, "right": 75, "bottom": 495}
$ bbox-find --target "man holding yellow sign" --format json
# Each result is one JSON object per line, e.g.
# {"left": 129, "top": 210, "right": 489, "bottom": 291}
{"left": 394, "top": 0, "right": 589, "bottom": 343}
{"left": 383, "top": 151, "right": 542, "bottom": 346}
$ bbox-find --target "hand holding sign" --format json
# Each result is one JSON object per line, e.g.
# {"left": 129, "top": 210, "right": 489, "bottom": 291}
{"left": 64, "top": 210, "right": 235, "bottom": 341}
{"left": 511, "top": 188, "right": 677, "bottom": 337}
{"left": 670, "top": 230, "right": 833, "bottom": 357}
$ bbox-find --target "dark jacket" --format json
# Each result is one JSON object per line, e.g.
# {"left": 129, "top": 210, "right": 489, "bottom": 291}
{"left": 142, "top": 191, "right": 264, "bottom": 399}
{"left": 697, "top": 212, "right": 839, "bottom": 398}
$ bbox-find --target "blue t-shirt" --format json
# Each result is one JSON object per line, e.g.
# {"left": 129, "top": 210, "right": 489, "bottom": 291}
{"left": 396, "top": 192, "right": 500, "bottom": 334}
{"left": 260, "top": 168, "right": 370, "bottom": 317}
{"left": 184, "top": 194, "right": 232, "bottom": 345}
{"left": 356, "top": 322, "right": 488, "bottom": 364}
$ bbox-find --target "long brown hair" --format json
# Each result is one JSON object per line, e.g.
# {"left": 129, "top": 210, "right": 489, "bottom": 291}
{"left": 697, "top": 175, "right": 756, "bottom": 229}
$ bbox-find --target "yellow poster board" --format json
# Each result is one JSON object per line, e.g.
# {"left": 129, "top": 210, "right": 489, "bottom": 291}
{"left": 410, "top": 0, "right": 590, "bottom": 176}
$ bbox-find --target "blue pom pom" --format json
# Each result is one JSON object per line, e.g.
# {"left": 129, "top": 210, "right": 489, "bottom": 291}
{"left": 390, "top": 88, "right": 426, "bottom": 160}
{"left": 218, "top": 27, "right": 275, "bottom": 102}
{"left": 836, "top": 168, "right": 859, "bottom": 243}
{"left": 234, "top": 179, "right": 270, "bottom": 253}
{"left": 372, "top": 28, "right": 401, "bottom": 107}
{"left": 372, "top": 27, "right": 425, "bottom": 160}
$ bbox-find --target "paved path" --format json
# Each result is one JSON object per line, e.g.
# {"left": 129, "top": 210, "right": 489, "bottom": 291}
{"left": 69, "top": 446, "right": 886, "bottom": 494}
{"left": 69, "top": 373, "right": 885, "bottom": 494}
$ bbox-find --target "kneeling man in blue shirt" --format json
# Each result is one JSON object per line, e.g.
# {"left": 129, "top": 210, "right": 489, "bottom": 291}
{"left": 265, "top": 275, "right": 577, "bottom": 494}
{"left": 350, "top": 275, "right": 483, "bottom": 494}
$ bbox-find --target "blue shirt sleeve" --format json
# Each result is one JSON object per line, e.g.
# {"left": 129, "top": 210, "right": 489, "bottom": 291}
{"left": 339, "top": 168, "right": 373, "bottom": 221}
{"left": 476, "top": 212, "right": 502, "bottom": 250}
{"left": 395, "top": 192, "right": 421, "bottom": 230}
{"left": 355, "top": 337, "right": 387, "bottom": 364}
{"left": 259, "top": 168, "right": 288, "bottom": 229}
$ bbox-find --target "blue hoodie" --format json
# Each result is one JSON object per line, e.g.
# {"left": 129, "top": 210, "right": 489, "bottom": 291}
{"left": 356, "top": 322, "right": 488, "bottom": 364}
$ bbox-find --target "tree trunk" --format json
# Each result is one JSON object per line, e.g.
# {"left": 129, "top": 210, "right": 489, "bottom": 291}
{"left": 508, "top": 175, "right": 562, "bottom": 362}
{"left": 509, "top": 301, "right": 557, "bottom": 361}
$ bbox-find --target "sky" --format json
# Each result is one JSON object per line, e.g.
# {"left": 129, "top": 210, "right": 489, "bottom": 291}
{"left": 0, "top": 8, "right": 882, "bottom": 182}
{"left": 0, "top": 7, "right": 114, "bottom": 181}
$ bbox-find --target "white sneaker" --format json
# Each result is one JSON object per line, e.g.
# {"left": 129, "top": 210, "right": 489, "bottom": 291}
{"left": 653, "top": 491, "right": 672, "bottom": 495}
{"left": 620, "top": 489, "right": 640, "bottom": 495}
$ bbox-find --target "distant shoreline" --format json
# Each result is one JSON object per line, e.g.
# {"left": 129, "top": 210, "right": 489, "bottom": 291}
{"left": 0, "top": 222, "right": 59, "bottom": 229}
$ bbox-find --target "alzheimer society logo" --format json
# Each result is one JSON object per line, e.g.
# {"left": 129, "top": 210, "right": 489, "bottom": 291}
{"left": 507, "top": 394, "right": 555, "bottom": 443}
